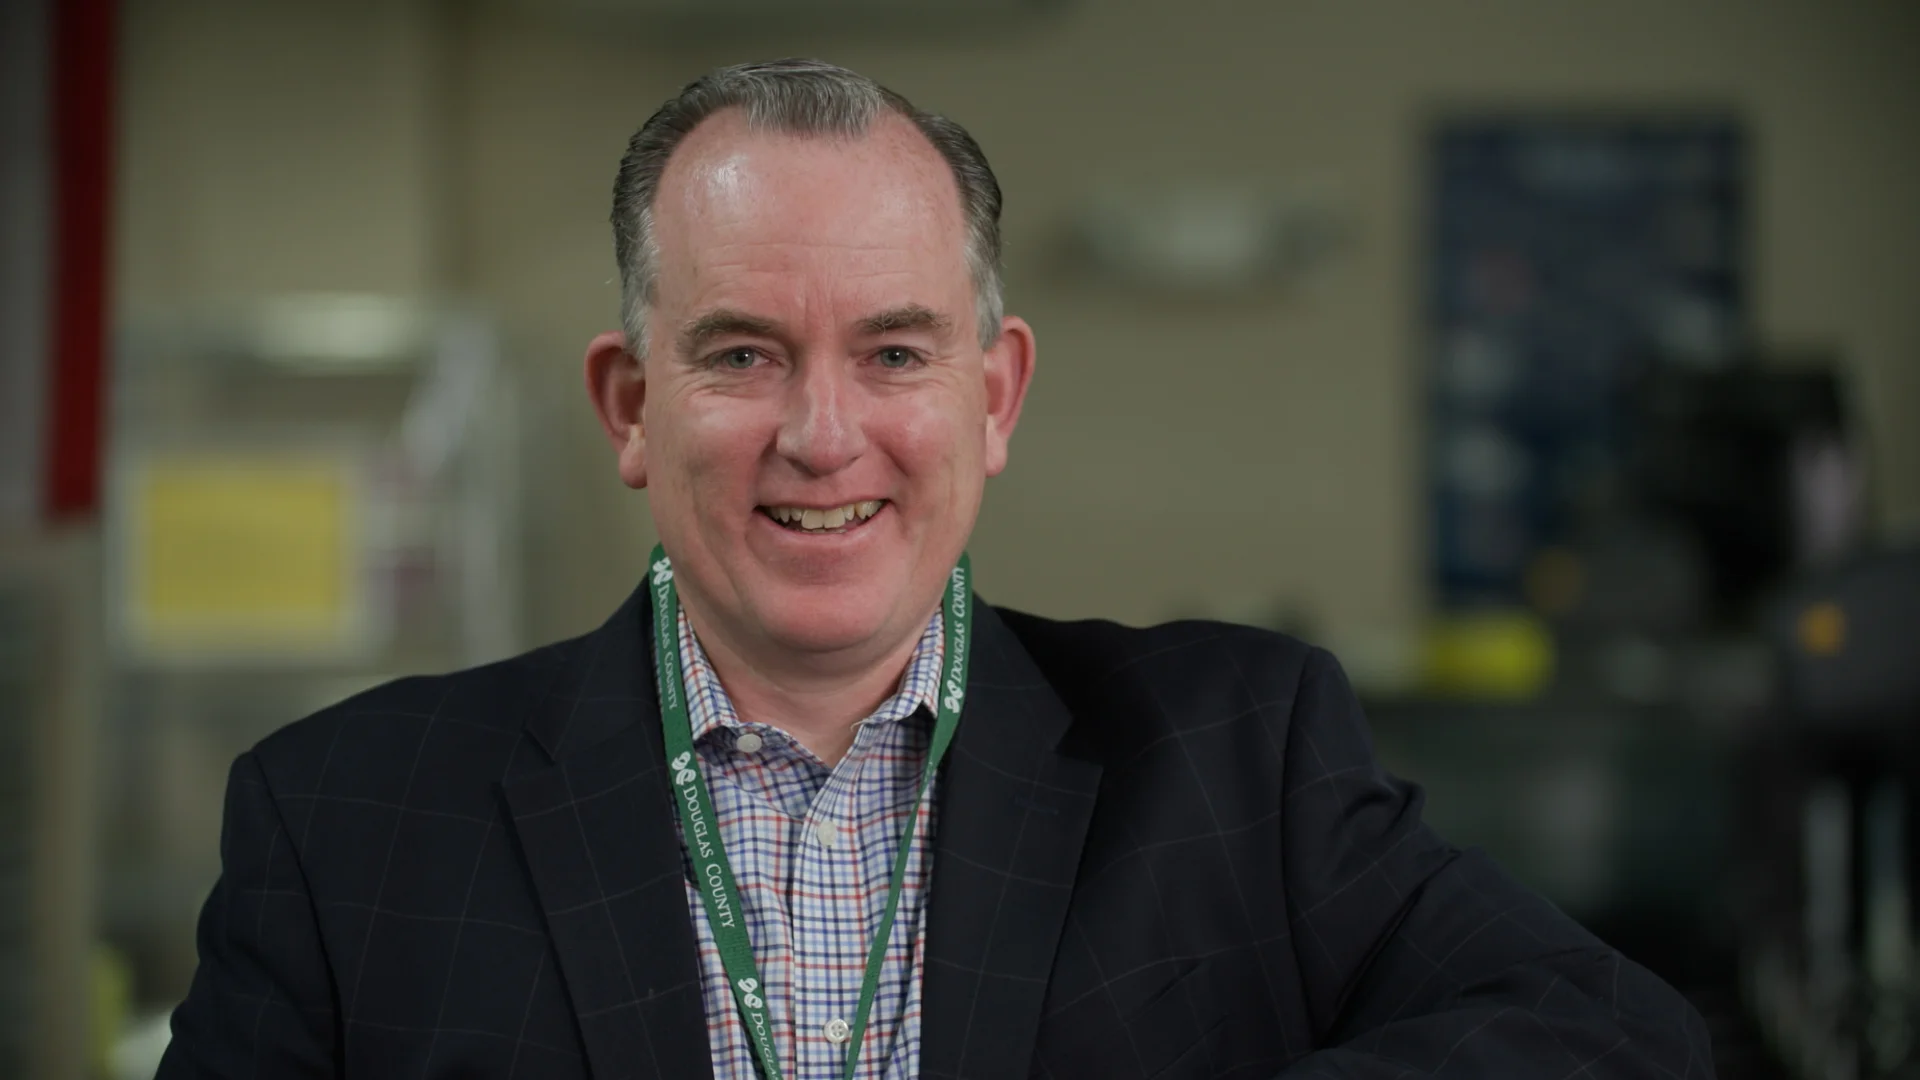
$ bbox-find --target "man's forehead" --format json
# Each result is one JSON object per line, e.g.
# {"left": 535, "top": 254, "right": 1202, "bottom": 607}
{"left": 652, "top": 109, "right": 962, "bottom": 238}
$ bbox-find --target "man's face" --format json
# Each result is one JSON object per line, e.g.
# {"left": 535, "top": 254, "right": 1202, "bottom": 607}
{"left": 590, "top": 110, "right": 1033, "bottom": 666}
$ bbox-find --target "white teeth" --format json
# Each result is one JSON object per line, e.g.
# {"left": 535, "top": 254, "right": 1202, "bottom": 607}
{"left": 765, "top": 500, "right": 884, "bottom": 531}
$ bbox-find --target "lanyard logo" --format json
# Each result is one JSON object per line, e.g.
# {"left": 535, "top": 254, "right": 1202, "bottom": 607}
{"left": 670, "top": 751, "right": 697, "bottom": 786}
{"left": 736, "top": 977, "right": 764, "bottom": 1010}
{"left": 651, "top": 555, "right": 674, "bottom": 582}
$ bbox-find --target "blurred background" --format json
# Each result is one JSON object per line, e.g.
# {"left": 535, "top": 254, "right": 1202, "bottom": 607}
{"left": 3, "top": 0, "right": 1918, "bottom": 1076}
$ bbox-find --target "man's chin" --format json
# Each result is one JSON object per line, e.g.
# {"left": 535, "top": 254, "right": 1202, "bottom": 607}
{"left": 759, "top": 612, "right": 896, "bottom": 660}
{"left": 736, "top": 564, "right": 941, "bottom": 662}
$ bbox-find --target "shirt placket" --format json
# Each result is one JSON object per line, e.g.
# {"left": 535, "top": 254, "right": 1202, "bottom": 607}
{"left": 676, "top": 605, "right": 942, "bottom": 1080}
{"left": 789, "top": 724, "right": 882, "bottom": 1079}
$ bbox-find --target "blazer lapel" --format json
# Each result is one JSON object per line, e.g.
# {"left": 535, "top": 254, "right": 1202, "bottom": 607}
{"left": 920, "top": 602, "right": 1103, "bottom": 1080}
{"left": 500, "top": 585, "right": 712, "bottom": 1080}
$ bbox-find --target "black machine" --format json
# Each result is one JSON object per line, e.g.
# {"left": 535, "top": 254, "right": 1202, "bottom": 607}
{"left": 1738, "top": 549, "right": 1920, "bottom": 1079}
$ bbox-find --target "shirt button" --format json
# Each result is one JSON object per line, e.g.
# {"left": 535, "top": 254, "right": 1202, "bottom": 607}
{"left": 813, "top": 821, "right": 838, "bottom": 848}
{"left": 824, "top": 1018, "right": 851, "bottom": 1044}
{"left": 735, "top": 732, "right": 764, "bottom": 754}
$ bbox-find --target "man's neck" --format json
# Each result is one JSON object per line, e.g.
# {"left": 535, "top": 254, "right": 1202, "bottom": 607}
{"left": 681, "top": 609, "right": 928, "bottom": 766}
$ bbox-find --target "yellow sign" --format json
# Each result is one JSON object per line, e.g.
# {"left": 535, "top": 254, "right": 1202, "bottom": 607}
{"left": 121, "top": 455, "right": 366, "bottom": 658}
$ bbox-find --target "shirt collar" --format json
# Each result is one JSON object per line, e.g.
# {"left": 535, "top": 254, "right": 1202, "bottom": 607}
{"left": 675, "top": 606, "right": 946, "bottom": 745}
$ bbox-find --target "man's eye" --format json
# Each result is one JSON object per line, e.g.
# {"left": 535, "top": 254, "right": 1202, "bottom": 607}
{"left": 715, "top": 348, "right": 760, "bottom": 370}
{"left": 875, "top": 347, "right": 919, "bottom": 369}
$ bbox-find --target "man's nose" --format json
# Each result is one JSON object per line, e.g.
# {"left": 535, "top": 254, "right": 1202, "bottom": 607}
{"left": 774, "top": 360, "right": 868, "bottom": 476}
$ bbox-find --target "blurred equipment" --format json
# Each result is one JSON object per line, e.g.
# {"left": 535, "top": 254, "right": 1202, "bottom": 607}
{"left": 1363, "top": 691, "right": 1780, "bottom": 1065}
{"left": 1738, "top": 548, "right": 1920, "bottom": 1080}
{"left": 1629, "top": 363, "right": 1857, "bottom": 623}
{"left": 2, "top": 0, "right": 115, "bottom": 535}
{"left": 1367, "top": 696, "right": 1726, "bottom": 931}
{"left": 0, "top": 536, "right": 103, "bottom": 1080}
{"left": 108, "top": 294, "right": 522, "bottom": 669}
{"left": 101, "top": 294, "right": 524, "bottom": 1034}
{"left": 3, "top": 0, "right": 118, "bottom": 1074}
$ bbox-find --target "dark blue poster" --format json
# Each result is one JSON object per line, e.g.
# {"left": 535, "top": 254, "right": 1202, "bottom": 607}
{"left": 1428, "top": 117, "right": 1747, "bottom": 607}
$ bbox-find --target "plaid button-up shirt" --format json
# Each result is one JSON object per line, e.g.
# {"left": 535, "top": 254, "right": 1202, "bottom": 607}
{"left": 668, "top": 606, "right": 944, "bottom": 1080}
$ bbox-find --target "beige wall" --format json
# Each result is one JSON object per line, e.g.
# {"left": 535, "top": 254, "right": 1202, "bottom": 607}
{"left": 117, "top": 0, "right": 447, "bottom": 298}
{"left": 117, "top": 0, "right": 1920, "bottom": 653}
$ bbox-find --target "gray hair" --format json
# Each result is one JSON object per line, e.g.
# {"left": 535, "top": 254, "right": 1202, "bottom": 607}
{"left": 611, "top": 58, "right": 1005, "bottom": 356}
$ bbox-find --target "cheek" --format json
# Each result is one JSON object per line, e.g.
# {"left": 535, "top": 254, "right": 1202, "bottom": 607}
{"left": 876, "top": 392, "right": 985, "bottom": 489}
{"left": 654, "top": 399, "right": 775, "bottom": 498}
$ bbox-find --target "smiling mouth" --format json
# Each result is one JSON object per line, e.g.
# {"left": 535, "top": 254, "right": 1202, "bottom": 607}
{"left": 759, "top": 499, "right": 887, "bottom": 534}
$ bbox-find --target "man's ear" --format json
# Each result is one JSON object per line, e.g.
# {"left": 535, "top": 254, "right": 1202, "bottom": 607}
{"left": 584, "top": 330, "right": 650, "bottom": 490}
{"left": 981, "top": 315, "right": 1037, "bottom": 478}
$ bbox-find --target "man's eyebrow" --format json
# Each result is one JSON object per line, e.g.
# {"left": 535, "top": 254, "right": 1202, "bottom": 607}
{"left": 856, "top": 305, "right": 952, "bottom": 337}
{"left": 677, "top": 309, "right": 782, "bottom": 356}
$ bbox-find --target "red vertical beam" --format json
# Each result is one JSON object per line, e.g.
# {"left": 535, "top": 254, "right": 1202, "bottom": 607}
{"left": 44, "top": 0, "right": 115, "bottom": 521}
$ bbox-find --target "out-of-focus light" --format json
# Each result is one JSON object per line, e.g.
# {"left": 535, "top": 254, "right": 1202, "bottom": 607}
{"left": 1068, "top": 183, "right": 1346, "bottom": 293}
{"left": 248, "top": 294, "right": 430, "bottom": 371}
{"left": 1421, "top": 610, "right": 1555, "bottom": 699}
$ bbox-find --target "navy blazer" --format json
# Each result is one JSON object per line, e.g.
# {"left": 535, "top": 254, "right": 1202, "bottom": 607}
{"left": 160, "top": 583, "right": 1714, "bottom": 1078}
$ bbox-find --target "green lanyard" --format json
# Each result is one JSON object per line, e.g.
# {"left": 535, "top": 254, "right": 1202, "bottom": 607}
{"left": 648, "top": 544, "right": 972, "bottom": 1080}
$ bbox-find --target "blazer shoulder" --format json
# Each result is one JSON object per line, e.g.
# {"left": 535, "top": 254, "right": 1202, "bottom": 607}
{"left": 993, "top": 605, "right": 1320, "bottom": 685}
{"left": 248, "top": 632, "right": 588, "bottom": 796}
{"left": 990, "top": 605, "right": 1331, "bottom": 741}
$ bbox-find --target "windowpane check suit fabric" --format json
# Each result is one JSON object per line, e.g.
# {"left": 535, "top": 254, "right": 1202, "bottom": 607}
{"left": 159, "top": 582, "right": 1714, "bottom": 1079}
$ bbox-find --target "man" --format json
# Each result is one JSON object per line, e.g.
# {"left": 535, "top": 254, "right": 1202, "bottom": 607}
{"left": 161, "top": 59, "right": 1713, "bottom": 1079}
